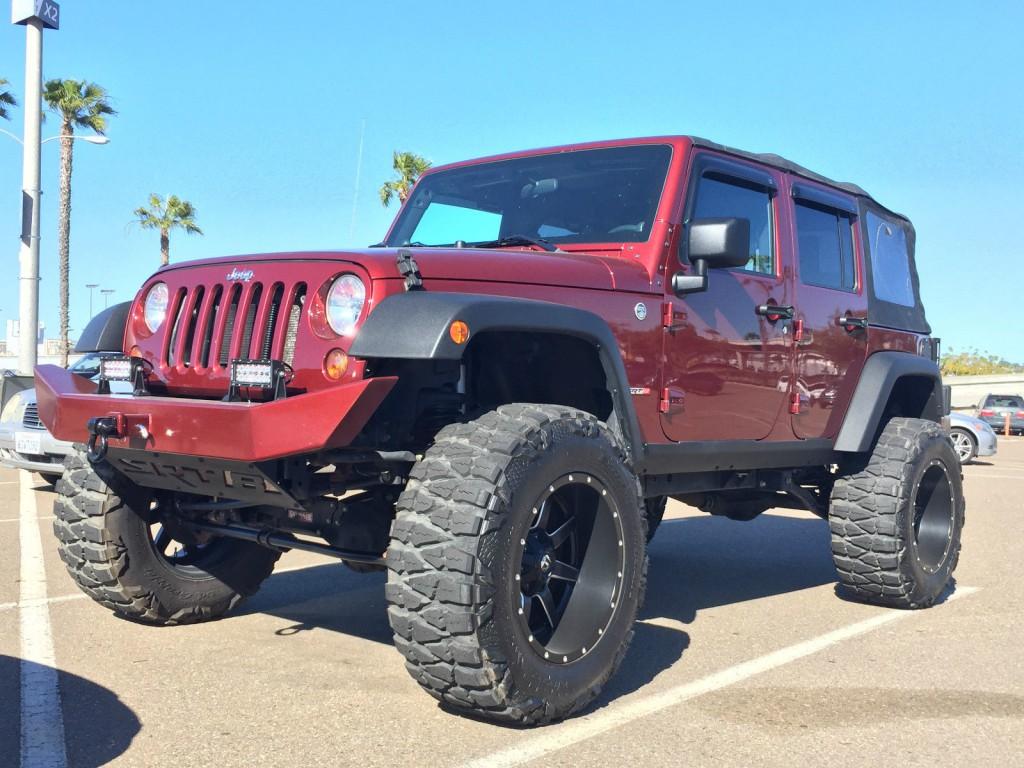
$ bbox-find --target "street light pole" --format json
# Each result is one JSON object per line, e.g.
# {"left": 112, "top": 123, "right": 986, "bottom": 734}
{"left": 85, "top": 283, "right": 99, "bottom": 318}
{"left": 12, "top": 0, "right": 60, "bottom": 375}
{"left": 16, "top": 17, "right": 42, "bottom": 375}
{"left": 101, "top": 289, "right": 114, "bottom": 309}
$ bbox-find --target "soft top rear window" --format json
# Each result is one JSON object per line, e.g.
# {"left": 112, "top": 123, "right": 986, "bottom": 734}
{"left": 385, "top": 145, "right": 672, "bottom": 247}
{"left": 866, "top": 211, "right": 914, "bottom": 307}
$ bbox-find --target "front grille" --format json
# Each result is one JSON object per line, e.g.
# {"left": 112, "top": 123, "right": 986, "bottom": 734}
{"left": 22, "top": 403, "right": 44, "bottom": 430}
{"left": 162, "top": 280, "right": 307, "bottom": 369}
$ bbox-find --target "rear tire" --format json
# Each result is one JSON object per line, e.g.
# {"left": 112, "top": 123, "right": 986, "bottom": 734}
{"left": 53, "top": 446, "right": 280, "bottom": 625}
{"left": 829, "top": 418, "right": 964, "bottom": 609}
{"left": 644, "top": 496, "right": 667, "bottom": 542}
{"left": 386, "top": 404, "right": 647, "bottom": 725}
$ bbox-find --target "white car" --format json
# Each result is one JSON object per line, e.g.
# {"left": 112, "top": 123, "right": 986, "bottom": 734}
{"left": 0, "top": 353, "right": 107, "bottom": 483}
{"left": 948, "top": 410, "right": 998, "bottom": 464}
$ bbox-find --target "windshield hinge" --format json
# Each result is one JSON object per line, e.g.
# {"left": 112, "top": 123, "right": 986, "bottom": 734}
{"left": 396, "top": 249, "right": 424, "bottom": 291}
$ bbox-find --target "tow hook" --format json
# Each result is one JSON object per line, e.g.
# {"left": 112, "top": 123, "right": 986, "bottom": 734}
{"left": 86, "top": 416, "right": 120, "bottom": 462}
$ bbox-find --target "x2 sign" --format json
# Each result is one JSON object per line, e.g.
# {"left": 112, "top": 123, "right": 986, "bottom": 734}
{"left": 11, "top": 0, "right": 60, "bottom": 30}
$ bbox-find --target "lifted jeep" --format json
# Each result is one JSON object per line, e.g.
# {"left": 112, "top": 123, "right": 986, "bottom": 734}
{"left": 37, "top": 136, "right": 963, "bottom": 725}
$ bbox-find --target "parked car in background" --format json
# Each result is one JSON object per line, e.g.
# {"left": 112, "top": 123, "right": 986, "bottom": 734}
{"left": 0, "top": 303, "right": 130, "bottom": 483}
{"left": 977, "top": 393, "right": 1024, "bottom": 435}
{"left": 949, "top": 410, "right": 998, "bottom": 464}
{"left": 0, "top": 352, "right": 108, "bottom": 483}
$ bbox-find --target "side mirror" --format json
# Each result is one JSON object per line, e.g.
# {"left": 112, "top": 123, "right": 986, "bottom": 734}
{"left": 688, "top": 217, "right": 750, "bottom": 269}
{"left": 672, "top": 217, "right": 751, "bottom": 296}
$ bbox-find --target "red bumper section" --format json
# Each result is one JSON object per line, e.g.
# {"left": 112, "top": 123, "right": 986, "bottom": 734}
{"left": 34, "top": 365, "right": 398, "bottom": 462}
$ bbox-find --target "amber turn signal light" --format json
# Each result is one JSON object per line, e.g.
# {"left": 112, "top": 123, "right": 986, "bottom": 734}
{"left": 324, "top": 349, "right": 349, "bottom": 380}
{"left": 449, "top": 320, "right": 470, "bottom": 345}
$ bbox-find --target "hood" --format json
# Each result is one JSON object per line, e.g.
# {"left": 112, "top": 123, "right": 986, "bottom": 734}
{"left": 165, "top": 247, "right": 656, "bottom": 293}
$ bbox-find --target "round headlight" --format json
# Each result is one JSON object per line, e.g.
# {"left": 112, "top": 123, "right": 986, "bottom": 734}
{"left": 325, "top": 275, "right": 366, "bottom": 336}
{"left": 143, "top": 282, "right": 169, "bottom": 333}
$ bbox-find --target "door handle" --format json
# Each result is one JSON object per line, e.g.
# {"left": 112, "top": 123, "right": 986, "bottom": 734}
{"left": 755, "top": 304, "right": 794, "bottom": 322}
{"left": 837, "top": 316, "right": 868, "bottom": 333}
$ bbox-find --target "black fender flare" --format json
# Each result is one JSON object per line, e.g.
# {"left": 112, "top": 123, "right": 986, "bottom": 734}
{"left": 834, "top": 351, "right": 945, "bottom": 453}
{"left": 74, "top": 301, "right": 131, "bottom": 353}
{"left": 349, "top": 292, "right": 644, "bottom": 464}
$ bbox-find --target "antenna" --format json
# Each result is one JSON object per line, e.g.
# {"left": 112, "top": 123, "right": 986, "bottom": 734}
{"left": 348, "top": 118, "right": 366, "bottom": 243}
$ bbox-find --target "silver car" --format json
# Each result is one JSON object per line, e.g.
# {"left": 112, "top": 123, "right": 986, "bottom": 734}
{"left": 0, "top": 353, "right": 106, "bottom": 483}
{"left": 948, "top": 410, "right": 998, "bottom": 464}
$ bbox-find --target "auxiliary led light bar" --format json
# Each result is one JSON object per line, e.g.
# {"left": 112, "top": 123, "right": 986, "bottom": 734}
{"left": 97, "top": 355, "right": 149, "bottom": 396}
{"left": 227, "top": 358, "right": 289, "bottom": 402}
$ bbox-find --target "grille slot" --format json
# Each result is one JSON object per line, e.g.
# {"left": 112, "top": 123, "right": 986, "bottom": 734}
{"left": 283, "top": 284, "right": 306, "bottom": 367}
{"left": 260, "top": 283, "right": 284, "bottom": 359}
{"left": 22, "top": 403, "right": 44, "bottom": 430}
{"left": 238, "top": 283, "right": 263, "bottom": 359}
{"left": 165, "top": 288, "right": 188, "bottom": 367}
{"left": 180, "top": 286, "right": 204, "bottom": 368}
{"left": 199, "top": 285, "right": 223, "bottom": 368}
{"left": 219, "top": 285, "right": 242, "bottom": 367}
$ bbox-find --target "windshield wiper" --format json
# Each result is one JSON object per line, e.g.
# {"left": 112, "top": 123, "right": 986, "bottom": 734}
{"left": 469, "top": 234, "right": 560, "bottom": 253}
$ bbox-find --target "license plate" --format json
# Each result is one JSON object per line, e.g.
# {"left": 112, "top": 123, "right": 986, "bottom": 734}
{"left": 15, "top": 431, "right": 42, "bottom": 455}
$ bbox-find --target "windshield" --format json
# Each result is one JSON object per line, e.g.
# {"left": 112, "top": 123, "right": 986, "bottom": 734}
{"left": 384, "top": 145, "right": 672, "bottom": 248}
{"left": 68, "top": 353, "right": 103, "bottom": 376}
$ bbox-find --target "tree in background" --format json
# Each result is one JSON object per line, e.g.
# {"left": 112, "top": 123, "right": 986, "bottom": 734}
{"left": 940, "top": 347, "right": 1024, "bottom": 376}
{"left": 379, "top": 151, "right": 431, "bottom": 206}
{"left": 133, "top": 194, "right": 203, "bottom": 266}
{"left": 43, "top": 79, "right": 115, "bottom": 366}
{"left": 0, "top": 78, "right": 16, "bottom": 120}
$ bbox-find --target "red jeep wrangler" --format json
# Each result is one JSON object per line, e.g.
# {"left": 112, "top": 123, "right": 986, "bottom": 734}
{"left": 37, "top": 136, "right": 963, "bottom": 725}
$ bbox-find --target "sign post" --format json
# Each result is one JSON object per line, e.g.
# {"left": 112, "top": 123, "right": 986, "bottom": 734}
{"left": 11, "top": 0, "right": 59, "bottom": 375}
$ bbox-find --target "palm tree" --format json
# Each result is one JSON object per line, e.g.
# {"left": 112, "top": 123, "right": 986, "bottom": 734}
{"left": 379, "top": 151, "right": 431, "bottom": 207}
{"left": 43, "top": 79, "right": 115, "bottom": 366}
{"left": 133, "top": 194, "right": 203, "bottom": 266}
{"left": 0, "top": 78, "right": 16, "bottom": 120}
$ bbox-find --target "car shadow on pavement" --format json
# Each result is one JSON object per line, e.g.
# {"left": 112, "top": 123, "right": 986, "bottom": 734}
{"left": 640, "top": 512, "right": 834, "bottom": 626}
{"left": 0, "top": 655, "right": 141, "bottom": 768}
{"left": 235, "top": 563, "right": 393, "bottom": 644}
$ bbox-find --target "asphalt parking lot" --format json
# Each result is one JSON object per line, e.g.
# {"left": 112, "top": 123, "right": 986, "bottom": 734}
{"left": 2, "top": 440, "right": 1023, "bottom": 768}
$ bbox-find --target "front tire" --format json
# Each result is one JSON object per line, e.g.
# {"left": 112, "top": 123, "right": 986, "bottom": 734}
{"left": 829, "top": 418, "right": 965, "bottom": 609}
{"left": 386, "top": 404, "right": 647, "bottom": 725}
{"left": 53, "top": 446, "right": 280, "bottom": 624}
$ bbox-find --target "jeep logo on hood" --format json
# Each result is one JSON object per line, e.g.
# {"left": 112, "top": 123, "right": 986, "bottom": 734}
{"left": 226, "top": 267, "right": 255, "bottom": 282}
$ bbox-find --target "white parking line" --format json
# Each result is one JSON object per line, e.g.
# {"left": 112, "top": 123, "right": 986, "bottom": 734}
{"left": 0, "top": 515, "right": 55, "bottom": 524}
{"left": 461, "top": 586, "right": 979, "bottom": 768}
{"left": 19, "top": 470, "right": 68, "bottom": 768}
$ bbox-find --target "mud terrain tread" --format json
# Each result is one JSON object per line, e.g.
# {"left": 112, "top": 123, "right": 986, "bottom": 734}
{"left": 53, "top": 446, "right": 278, "bottom": 625}
{"left": 386, "top": 404, "right": 646, "bottom": 725}
{"left": 829, "top": 417, "right": 963, "bottom": 609}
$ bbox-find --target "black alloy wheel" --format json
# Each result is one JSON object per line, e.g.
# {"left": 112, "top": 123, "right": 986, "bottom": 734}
{"left": 515, "top": 473, "right": 624, "bottom": 664}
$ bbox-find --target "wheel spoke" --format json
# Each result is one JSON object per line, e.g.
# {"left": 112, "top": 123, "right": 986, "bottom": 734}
{"left": 531, "top": 499, "right": 550, "bottom": 531}
{"left": 548, "top": 516, "right": 576, "bottom": 548}
{"left": 534, "top": 587, "right": 557, "bottom": 628}
{"left": 549, "top": 560, "right": 579, "bottom": 583}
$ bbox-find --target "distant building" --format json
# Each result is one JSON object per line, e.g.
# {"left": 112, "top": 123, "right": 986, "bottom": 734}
{"left": 3, "top": 318, "right": 64, "bottom": 357}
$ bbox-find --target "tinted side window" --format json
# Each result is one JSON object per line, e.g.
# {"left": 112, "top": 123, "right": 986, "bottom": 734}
{"left": 866, "top": 211, "right": 914, "bottom": 306}
{"left": 692, "top": 176, "right": 773, "bottom": 274}
{"left": 795, "top": 202, "right": 856, "bottom": 291}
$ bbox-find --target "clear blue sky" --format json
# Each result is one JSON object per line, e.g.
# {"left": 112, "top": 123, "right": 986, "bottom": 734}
{"left": 1, "top": 1, "right": 1021, "bottom": 359}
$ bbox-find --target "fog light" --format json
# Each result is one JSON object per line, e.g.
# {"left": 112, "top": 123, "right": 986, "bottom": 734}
{"left": 228, "top": 358, "right": 289, "bottom": 401}
{"left": 97, "top": 355, "right": 149, "bottom": 396}
{"left": 449, "top": 320, "right": 470, "bottom": 345}
{"left": 324, "top": 349, "right": 348, "bottom": 380}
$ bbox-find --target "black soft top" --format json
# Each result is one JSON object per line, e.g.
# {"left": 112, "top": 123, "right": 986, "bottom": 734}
{"left": 688, "top": 136, "right": 928, "bottom": 334}
{"left": 688, "top": 136, "right": 908, "bottom": 222}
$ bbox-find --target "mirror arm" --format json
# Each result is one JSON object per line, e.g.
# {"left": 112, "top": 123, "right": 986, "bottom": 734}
{"left": 672, "top": 259, "right": 708, "bottom": 296}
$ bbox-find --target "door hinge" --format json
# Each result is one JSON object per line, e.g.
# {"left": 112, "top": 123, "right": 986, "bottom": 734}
{"left": 662, "top": 301, "right": 686, "bottom": 330}
{"left": 789, "top": 390, "right": 801, "bottom": 415}
{"left": 660, "top": 387, "right": 685, "bottom": 414}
